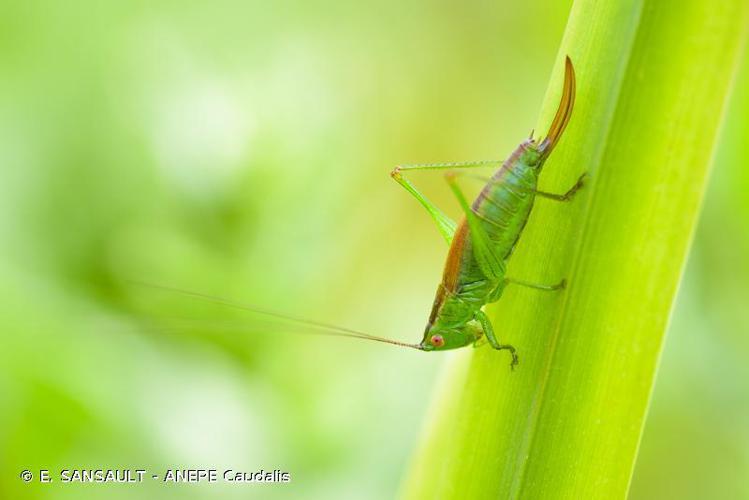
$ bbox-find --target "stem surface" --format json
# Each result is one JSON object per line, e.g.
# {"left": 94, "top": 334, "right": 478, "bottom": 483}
{"left": 400, "top": 1, "right": 748, "bottom": 498}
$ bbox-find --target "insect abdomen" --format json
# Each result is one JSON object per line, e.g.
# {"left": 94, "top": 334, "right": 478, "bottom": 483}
{"left": 473, "top": 152, "right": 538, "bottom": 261}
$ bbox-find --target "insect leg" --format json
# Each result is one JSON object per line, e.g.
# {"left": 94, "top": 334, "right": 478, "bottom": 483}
{"left": 394, "top": 160, "right": 504, "bottom": 171}
{"left": 444, "top": 172, "right": 505, "bottom": 280}
{"left": 390, "top": 169, "right": 456, "bottom": 245}
{"left": 533, "top": 173, "right": 587, "bottom": 202}
{"left": 505, "top": 277, "right": 566, "bottom": 291}
{"left": 472, "top": 336, "right": 489, "bottom": 348}
{"left": 475, "top": 310, "right": 518, "bottom": 368}
{"left": 390, "top": 160, "right": 502, "bottom": 245}
{"left": 459, "top": 172, "right": 587, "bottom": 202}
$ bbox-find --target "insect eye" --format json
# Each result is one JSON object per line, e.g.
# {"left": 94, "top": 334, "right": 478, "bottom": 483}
{"left": 430, "top": 334, "right": 444, "bottom": 347}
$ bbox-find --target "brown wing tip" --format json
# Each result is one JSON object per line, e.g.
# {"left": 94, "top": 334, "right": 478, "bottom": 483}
{"left": 540, "top": 56, "right": 576, "bottom": 159}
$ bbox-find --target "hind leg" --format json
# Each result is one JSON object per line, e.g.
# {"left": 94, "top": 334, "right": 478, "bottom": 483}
{"left": 390, "top": 160, "right": 502, "bottom": 245}
{"left": 444, "top": 172, "right": 506, "bottom": 281}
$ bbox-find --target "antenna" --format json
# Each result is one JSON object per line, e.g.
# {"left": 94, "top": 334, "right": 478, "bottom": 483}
{"left": 129, "top": 281, "right": 424, "bottom": 350}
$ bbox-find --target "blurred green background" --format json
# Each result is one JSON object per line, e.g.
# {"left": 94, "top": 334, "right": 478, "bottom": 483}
{"left": 0, "top": 1, "right": 745, "bottom": 499}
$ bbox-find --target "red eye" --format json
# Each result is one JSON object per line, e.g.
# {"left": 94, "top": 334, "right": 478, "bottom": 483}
{"left": 430, "top": 334, "right": 444, "bottom": 347}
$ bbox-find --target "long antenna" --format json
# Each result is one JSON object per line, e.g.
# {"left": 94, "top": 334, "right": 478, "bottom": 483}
{"left": 129, "top": 281, "right": 424, "bottom": 350}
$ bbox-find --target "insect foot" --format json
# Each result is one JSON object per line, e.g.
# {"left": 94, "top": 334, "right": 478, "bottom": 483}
{"left": 508, "top": 348, "right": 519, "bottom": 371}
{"left": 562, "top": 172, "right": 588, "bottom": 201}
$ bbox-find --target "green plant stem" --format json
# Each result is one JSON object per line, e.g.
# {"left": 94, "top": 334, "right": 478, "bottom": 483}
{"left": 400, "top": 0, "right": 748, "bottom": 498}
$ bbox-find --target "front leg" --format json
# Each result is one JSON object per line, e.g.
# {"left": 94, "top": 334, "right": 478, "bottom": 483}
{"left": 475, "top": 310, "right": 518, "bottom": 369}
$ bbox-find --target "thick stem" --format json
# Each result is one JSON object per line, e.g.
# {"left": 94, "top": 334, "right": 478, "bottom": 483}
{"left": 400, "top": 0, "right": 748, "bottom": 498}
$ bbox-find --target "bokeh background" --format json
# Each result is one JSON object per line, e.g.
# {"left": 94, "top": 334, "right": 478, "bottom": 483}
{"left": 0, "top": 1, "right": 746, "bottom": 499}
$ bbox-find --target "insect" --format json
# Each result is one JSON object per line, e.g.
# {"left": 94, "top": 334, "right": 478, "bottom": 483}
{"left": 389, "top": 56, "right": 584, "bottom": 366}
{"left": 140, "top": 57, "right": 584, "bottom": 367}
